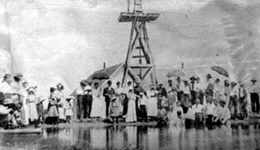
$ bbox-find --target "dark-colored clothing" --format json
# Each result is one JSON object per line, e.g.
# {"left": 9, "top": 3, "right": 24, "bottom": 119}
{"left": 206, "top": 114, "right": 214, "bottom": 129}
{"left": 158, "top": 87, "right": 167, "bottom": 97}
{"left": 103, "top": 87, "right": 115, "bottom": 117}
{"left": 82, "top": 94, "right": 92, "bottom": 118}
{"left": 122, "top": 98, "right": 128, "bottom": 116}
{"left": 229, "top": 95, "right": 238, "bottom": 118}
{"left": 251, "top": 93, "right": 260, "bottom": 113}
{"left": 76, "top": 95, "right": 83, "bottom": 120}
{"left": 139, "top": 105, "right": 147, "bottom": 122}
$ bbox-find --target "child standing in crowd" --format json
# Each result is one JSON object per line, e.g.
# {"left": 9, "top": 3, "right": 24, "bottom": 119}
{"left": 126, "top": 89, "right": 137, "bottom": 122}
{"left": 64, "top": 97, "right": 73, "bottom": 123}
{"left": 110, "top": 95, "right": 121, "bottom": 123}
{"left": 192, "top": 98, "right": 204, "bottom": 127}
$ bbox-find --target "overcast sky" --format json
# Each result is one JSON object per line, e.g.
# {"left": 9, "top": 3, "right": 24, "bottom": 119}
{"left": 0, "top": 0, "right": 259, "bottom": 95}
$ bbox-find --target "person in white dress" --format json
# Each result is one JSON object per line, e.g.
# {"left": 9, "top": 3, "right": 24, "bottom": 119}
{"left": 147, "top": 87, "right": 158, "bottom": 117}
{"left": 64, "top": 97, "right": 74, "bottom": 123}
{"left": 91, "top": 82, "right": 106, "bottom": 119}
{"left": 0, "top": 74, "right": 14, "bottom": 94}
{"left": 26, "top": 87, "right": 39, "bottom": 127}
{"left": 126, "top": 89, "right": 137, "bottom": 122}
{"left": 20, "top": 81, "right": 29, "bottom": 125}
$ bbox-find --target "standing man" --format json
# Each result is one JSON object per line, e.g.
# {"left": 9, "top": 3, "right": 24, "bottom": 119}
{"left": 75, "top": 80, "right": 86, "bottom": 121}
{"left": 249, "top": 79, "right": 259, "bottom": 114}
{"left": 83, "top": 82, "right": 93, "bottom": 119}
{"left": 103, "top": 80, "right": 115, "bottom": 118}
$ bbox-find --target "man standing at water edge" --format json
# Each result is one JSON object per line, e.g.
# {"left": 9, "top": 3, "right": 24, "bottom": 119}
{"left": 75, "top": 80, "right": 87, "bottom": 121}
{"left": 83, "top": 82, "right": 93, "bottom": 119}
{"left": 249, "top": 79, "right": 260, "bottom": 114}
{"left": 103, "top": 80, "right": 115, "bottom": 118}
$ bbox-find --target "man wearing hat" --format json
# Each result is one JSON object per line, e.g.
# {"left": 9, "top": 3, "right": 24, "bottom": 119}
{"left": 249, "top": 79, "right": 260, "bottom": 114}
{"left": 103, "top": 80, "right": 115, "bottom": 118}
{"left": 83, "top": 81, "right": 93, "bottom": 119}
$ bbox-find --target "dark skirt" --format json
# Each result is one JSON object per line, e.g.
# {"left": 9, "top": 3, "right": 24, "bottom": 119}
{"left": 139, "top": 105, "right": 147, "bottom": 121}
{"left": 206, "top": 115, "right": 214, "bottom": 129}
{"left": 185, "top": 118, "right": 194, "bottom": 129}
{"left": 45, "top": 116, "right": 58, "bottom": 125}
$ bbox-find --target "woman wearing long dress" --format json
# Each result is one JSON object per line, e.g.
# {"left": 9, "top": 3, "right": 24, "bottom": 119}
{"left": 20, "top": 82, "right": 29, "bottom": 125}
{"left": 91, "top": 82, "right": 106, "bottom": 119}
{"left": 147, "top": 87, "right": 158, "bottom": 117}
{"left": 26, "top": 87, "right": 39, "bottom": 126}
{"left": 126, "top": 90, "right": 137, "bottom": 122}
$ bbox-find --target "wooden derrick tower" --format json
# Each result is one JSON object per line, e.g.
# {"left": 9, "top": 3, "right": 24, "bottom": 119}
{"left": 119, "top": 0, "right": 159, "bottom": 86}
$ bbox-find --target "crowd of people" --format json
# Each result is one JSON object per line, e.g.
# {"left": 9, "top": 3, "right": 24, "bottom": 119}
{"left": 0, "top": 72, "right": 259, "bottom": 129}
{"left": 0, "top": 73, "right": 73, "bottom": 129}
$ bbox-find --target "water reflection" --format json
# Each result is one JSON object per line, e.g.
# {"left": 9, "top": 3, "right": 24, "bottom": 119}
{"left": 1, "top": 124, "right": 260, "bottom": 150}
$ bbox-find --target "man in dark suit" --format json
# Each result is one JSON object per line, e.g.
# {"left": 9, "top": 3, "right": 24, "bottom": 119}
{"left": 103, "top": 80, "right": 115, "bottom": 118}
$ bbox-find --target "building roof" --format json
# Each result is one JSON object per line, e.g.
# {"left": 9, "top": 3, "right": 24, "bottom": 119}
{"left": 87, "top": 63, "right": 123, "bottom": 81}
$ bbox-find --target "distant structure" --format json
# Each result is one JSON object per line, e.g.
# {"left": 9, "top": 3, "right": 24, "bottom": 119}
{"left": 119, "top": 0, "right": 159, "bottom": 86}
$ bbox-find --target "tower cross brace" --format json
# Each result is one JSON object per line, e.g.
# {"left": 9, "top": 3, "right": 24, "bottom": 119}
{"left": 119, "top": 0, "right": 159, "bottom": 86}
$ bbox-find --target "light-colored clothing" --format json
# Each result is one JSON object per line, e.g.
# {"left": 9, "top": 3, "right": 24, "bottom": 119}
{"left": 48, "top": 98, "right": 59, "bottom": 117}
{"left": 184, "top": 108, "right": 195, "bottom": 120}
{"left": 230, "top": 87, "right": 238, "bottom": 97}
{"left": 26, "top": 94, "right": 38, "bottom": 120}
{"left": 147, "top": 90, "right": 158, "bottom": 116}
{"left": 249, "top": 84, "right": 260, "bottom": 93}
{"left": 91, "top": 88, "right": 106, "bottom": 118}
{"left": 168, "top": 106, "right": 184, "bottom": 126}
{"left": 205, "top": 103, "right": 216, "bottom": 115}
{"left": 219, "top": 107, "right": 231, "bottom": 123}
{"left": 64, "top": 100, "right": 73, "bottom": 117}
{"left": 0, "top": 82, "right": 13, "bottom": 93}
{"left": 126, "top": 94, "right": 137, "bottom": 122}
{"left": 214, "top": 83, "right": 223, "bottom": 100}
{"left": 115, "top": 87, "right": 124, "bottom": 95}
{"left": 56, "top": 91, "right": 66, "bottom": 120}
{"left": 192, "top": 104, "right": 204, "bottom": 113}
{"left": 183, "top": 85, "right": 190, "bottom": 95}
{"left": 110, "top": 97, "right": 122, "bottom": 117}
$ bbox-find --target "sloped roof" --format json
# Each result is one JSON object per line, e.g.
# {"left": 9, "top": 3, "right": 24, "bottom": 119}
{"left": 87, "top": 63, "right": 123, "bottom": 81}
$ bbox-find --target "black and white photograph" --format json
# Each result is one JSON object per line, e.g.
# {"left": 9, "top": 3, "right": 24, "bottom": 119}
{"left": 0, "top": 0, "right": 259, "bottom": 149}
